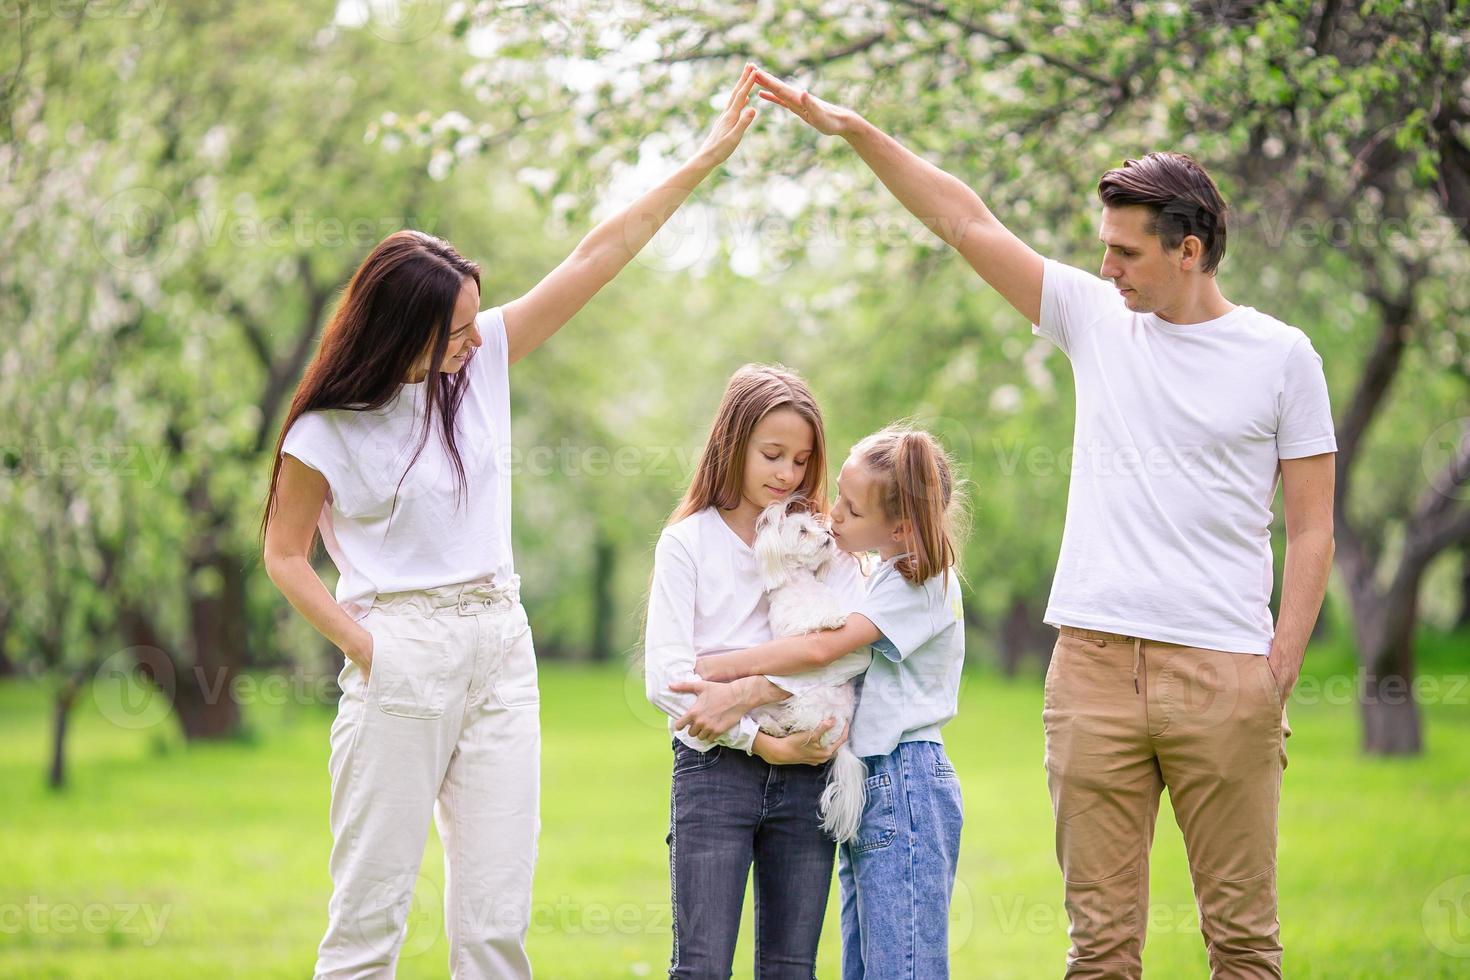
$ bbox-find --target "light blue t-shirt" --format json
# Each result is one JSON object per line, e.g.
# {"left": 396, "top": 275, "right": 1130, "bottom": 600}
{"left": 848, "top": 555, "right": 965, "bottom": 759}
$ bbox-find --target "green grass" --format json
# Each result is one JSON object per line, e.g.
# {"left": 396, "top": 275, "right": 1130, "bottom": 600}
{"left": 1, "top": 645, "right": 1468, "bottom": 978}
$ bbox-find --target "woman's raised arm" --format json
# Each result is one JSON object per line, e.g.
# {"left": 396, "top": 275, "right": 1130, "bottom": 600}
{"left": 500, "top": 64, "right": 761, "bottom": 364}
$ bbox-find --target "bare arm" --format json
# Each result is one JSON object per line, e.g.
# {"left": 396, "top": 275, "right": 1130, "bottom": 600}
{"left": 753, "top": 67, "right": 1044, "bottom": 324}
{"left": 262, "top": 456, "right": 374, "bottom": 673}
{"left": 1268, "top": 453, "right": 1337, "bottom": 700}
{"left": 667, "top": 677, "right": 845, "bottom": 765}
{"left": 667, "top": 676, "right": 795, "bottom": 739}
{"left": 500, "top": 65, "right": 760, "bottom": 364}
{"left": 696, "top": 615, "right": 882, "bottom": 680}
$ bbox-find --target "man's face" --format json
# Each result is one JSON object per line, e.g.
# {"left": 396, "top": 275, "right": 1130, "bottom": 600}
{"left": 1097, "top": 205, "right": 1188, "bottom": 314}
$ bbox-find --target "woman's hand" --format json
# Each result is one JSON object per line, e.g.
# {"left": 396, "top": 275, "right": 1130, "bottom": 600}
{"left": 690, "top": 63, "right": 761, "bottom": 172}
{"left": 752, "top": 66, "right": 856, "bottom": 137}
{"left": 344, "top": 629, "right": 374, "bottom": 680}
{"left": 754, "top": 720, "right": 845, "bottom": 766}
{"left": 670, "top": 678, "right": 750, "bottom": 741}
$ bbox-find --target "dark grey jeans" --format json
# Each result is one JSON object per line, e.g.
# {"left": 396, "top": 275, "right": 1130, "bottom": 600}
{"left": 667, "top": 738, "right": 836, "bottom": 979}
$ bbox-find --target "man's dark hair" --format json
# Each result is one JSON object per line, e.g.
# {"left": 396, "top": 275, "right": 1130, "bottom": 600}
{"left": 1098, "top": 152, "right": 1229, "bottom": 274}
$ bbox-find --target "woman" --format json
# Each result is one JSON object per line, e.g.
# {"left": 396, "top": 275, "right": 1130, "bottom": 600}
{"left": 261, "top": 66, "right": 762, "bottom": 979}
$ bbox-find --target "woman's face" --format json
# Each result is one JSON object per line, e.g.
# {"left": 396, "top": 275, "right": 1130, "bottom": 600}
{"left": 740, "top": 408, "right": 814, "bottom": 512}
{"left": 410, "top": 277, "right": 482, "bottom": 381}
{"left": 830, "top": 455, "right": 902, "bottom": 555}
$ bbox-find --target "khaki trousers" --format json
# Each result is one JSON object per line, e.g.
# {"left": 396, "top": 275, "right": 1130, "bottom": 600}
{"left": 1042, "top": 627, "right": 1292, "bottom": 979}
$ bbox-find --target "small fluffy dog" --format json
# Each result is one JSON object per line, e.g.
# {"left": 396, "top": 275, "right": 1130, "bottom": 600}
{"left": 751, "top": 499, "right": 872, "bottom": 843}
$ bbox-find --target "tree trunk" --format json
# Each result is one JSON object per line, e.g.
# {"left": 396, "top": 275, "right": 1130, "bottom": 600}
{"left": 1458, "top": 540, "right": 1470, "bottom": 628}
{"left": 589, "top": 534, "right": 616, "bottom": 663}
{"left": 179, "top": 550, "right": 244, "bottom": 739}
{"left": 1350, "top": 576, "right": 1424, "bottom": 755}
{"left": 221, "top": 553, "right": 254, "bottom": 668}
{"left": 1359, "top": 669, "right": 1423, "bottom": 755}
{"left": 120, "top": 594, "right": 242, "bottom": 743}
{"left": 48, "top": 666, "right": 89, "bottom": 790}
{"left": 997, "top": 596, "right": 1054, "bottom": 677}
{"left": 0, "top": 604, "right": 12, "bottom": 675}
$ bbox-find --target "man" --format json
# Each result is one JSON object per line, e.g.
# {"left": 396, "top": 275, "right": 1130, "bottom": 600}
{"left": 752, "top": 67, "right": 1336, "bottom": 978}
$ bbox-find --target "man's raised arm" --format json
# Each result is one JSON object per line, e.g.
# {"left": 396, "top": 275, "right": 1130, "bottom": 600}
{"left": 754, "top": 67, "right": 1044, "bottom": 324}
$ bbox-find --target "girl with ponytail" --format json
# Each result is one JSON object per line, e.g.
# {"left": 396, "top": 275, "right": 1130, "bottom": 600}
{"left": 685, "top": 421, "right": 969, "bottom": 978}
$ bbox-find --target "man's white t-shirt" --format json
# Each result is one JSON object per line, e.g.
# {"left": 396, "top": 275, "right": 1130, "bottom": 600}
{"left": 644, "top": 506, "right": 868, "bottom": 753}
{"left": 1032, "top": 259, "right": 1337, "bottom": 655}
{"left": 280, "top": 306, "right": 515, "bottom": 621}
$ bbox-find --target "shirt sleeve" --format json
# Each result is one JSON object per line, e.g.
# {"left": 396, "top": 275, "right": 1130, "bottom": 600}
{"left": 644, "top": 529, "right": 760, "bottom": 753}
{"left": 1031, "top": 257, "right": 1123, "bottom": 356}
{"left": 1276, "top": 335, "right": 1337, "bottom": 459}
{"left": 280, "top": 412, "right": 356, "bottom": 514}
{"left": 854, "top": 569, "right": 945, "bottom": 663}
{"left": 473, "top": 305, "right": 509, "bottom": 375}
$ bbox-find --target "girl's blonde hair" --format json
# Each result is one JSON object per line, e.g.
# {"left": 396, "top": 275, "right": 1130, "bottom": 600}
{"left": 851, "top": 422, "right": 967, "bottom": 586}
{"left": 668, "top": 363, "right": 829, "bottom": 525}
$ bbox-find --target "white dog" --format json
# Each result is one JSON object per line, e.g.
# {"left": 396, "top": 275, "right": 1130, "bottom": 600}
{"left": 751, "top": 499, "right": 872, "bottom": 843}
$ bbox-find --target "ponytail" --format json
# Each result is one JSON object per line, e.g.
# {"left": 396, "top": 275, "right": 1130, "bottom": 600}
{"left": 853, "top": 422, "right": 967, "bottom": 586}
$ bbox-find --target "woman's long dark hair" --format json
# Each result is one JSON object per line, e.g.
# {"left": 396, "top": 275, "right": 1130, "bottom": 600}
{"left": 260, "top": 230, "right": 481, "bottom": 546}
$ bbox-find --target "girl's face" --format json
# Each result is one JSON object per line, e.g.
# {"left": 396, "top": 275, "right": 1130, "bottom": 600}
{"left": 409, "top": 277, "right": 482, "bottom": 381}
{"left": 830, "top": 455, "right": 906, "bottom": 558}
{"left": 740, "top": 408, "right": 814, "bottom": 512}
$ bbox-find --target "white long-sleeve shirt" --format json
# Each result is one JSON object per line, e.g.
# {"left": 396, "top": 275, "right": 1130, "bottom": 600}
{"left": 644, "top": 505, "right": 867, "bottom": 753}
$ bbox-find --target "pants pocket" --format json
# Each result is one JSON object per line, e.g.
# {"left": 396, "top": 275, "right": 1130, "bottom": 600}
{"left": 1043, "top": 640, "right": 1063, "bottom": 706}
{"left": 1254, "top": 652, "right": 1285, "bottom": 711}
{"left": 672, "top": 739, "right": 722, "bottom": 776}
{"left": 853, "top": 772, "right": 898, "bottom": 852}
{"left": 366, "top": 616, "right": 453, "bottom": 719}
{"left": 495, "top": 604, "right": 540, "bottom": 707}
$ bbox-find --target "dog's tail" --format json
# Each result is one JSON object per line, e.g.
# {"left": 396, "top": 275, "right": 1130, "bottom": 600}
{"left": 819, "top": 745, "right": 868, "bottom": 844}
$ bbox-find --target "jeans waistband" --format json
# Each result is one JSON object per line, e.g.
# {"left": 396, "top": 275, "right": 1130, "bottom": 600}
{"left": 370, "top": 573, "right": 521, "bottom": 616}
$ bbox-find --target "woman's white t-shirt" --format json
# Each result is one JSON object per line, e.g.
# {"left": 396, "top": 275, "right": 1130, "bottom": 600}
{"left": 280, "top": 306, "right": 514, "bottom": 621}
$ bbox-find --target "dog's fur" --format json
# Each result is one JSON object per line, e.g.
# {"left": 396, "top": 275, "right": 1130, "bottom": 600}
{"left": 751, "top": 500, "right": 871, "bottom": 843}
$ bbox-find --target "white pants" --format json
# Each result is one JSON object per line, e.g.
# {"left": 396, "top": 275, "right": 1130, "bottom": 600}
{"left": 314, "top": 575, "right": 540, "bottom": 979}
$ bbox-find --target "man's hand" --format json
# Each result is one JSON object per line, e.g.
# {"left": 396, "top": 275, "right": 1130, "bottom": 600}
{"left": 753, "top": 720, "right": 845, "bottom": 766}
{"left": 690, "top": 63, "right": 761, "bottom": 171}
{"left": 1265, "top": 647, "right": 1298, "bottom": 707}
{"left": 752, "top": 66, "right": 856, "bottom": 137}
{"left": 670, "top": 678, "right": 751, "bottom": 741}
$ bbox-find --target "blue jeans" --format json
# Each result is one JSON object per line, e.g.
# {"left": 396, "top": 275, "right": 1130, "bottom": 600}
{"left": 667, "top": 739, "right": 836, "bottom": 979}
{"left": 838, "top": 740, "right": 964, "bottom": 980}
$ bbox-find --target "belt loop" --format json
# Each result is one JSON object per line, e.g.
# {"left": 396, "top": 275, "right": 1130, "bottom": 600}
{"left": 1132, "top": 637, "right": 1141, "bottom": 695}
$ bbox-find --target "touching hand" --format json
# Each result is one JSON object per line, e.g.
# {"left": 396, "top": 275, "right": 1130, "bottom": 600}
{"left": 692, "top": 63, "right": 760, "bottom": 170}
{"left": 1265, "top": 650, "right": 1296, "bottom": 707}
{"left": 345, "top": 630, "right": 374, "bottom": 681}
{"left": 755, "top": 719, "right": 845, "bottom": 766}
{"left": 752, "top": 66, "right": 854, "bottom": 137}
{"left": 670, "top": 678, "right": 749, "bottom": 741}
